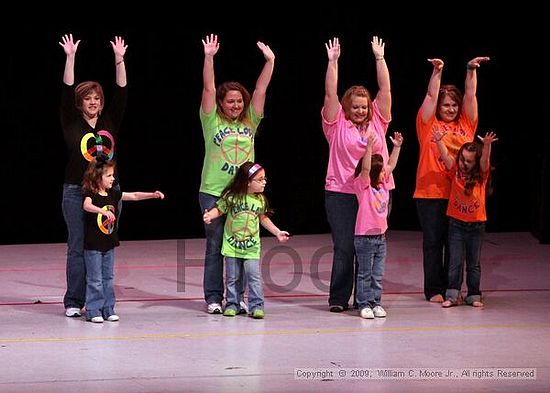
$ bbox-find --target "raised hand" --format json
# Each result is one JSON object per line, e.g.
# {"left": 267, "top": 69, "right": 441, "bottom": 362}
{"left": 427, "top": 58, "right": 444, "bottom": 71}
{"left": 390, "top": 131, "right": 403, "bottom": 147}
{"left": 477, "top": 131, "right": 498, "bottom": 145}
{"left": 110, "top": 36, "right": 127, "bottom": 58}
{"left": 325, "top": 37, "right": 340, "bottom": 61}
{"left": 467, "top": 56, "right": 490, "bottom": 70}
{"left": 59, "top": 33, "right": 80, "bottom": 56}
{"left": 202, "top": 34, "right": 219, "bottom": 57}
{"left": 371, "top": 36, "right": 385, "bottom": 58}
{"left": 257, "top": 41, "right": 275, "bottom": 62}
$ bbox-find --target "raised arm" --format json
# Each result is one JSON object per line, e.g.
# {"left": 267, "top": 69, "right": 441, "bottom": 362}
{"left": 463, "top": 56, "right": 490, "bottom": 122}
{"left": 323, "top": 37, "right": 341, "bottom": 122}
{"left": 386, "top": 131, "right": 403, "bottom": 174}
{"left": 250, "top": 41, "right": 275, "bottom": 116}
{"left": 432, "top": 128, "right": 453, "bottom": 169}
{"left": 59, "top": 33, "right": 80, "bottom": 86}
{"left": 477, "top": 131, "right": 498, "bottom": 173}
{"left": 110, "top": 36, "right": 128, "bottom": 87}
{"left": 419, "top": 59, "right": 444, "bottom": 124}
{"left": 359, "top": 133, "right": 376, "bottom": 181}
{"left": 201, "top": 34, "right": 219, "bottom": 114}
{"left": 372, "top": 36, "right": 391, "bottom": 119}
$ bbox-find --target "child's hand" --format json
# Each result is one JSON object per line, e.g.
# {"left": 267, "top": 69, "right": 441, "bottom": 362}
{"left": 103, "top": 210, "right": 116, "bottom": 223}
{"left": 389, "top": 131, "right": 403, "bottom": 147}
{"left": 477, "top": 131, "right": 498, "bottom": 145}
{"left": 154, "top": 191, "right": 165, "bottom": 199}
{"left": 203, "top": 209, "right": 212, "bottom": 225}
{"left": 431, "top": 127, "right": 447, "bottom": 142}
{"left": 276, "top": 231, "right": 290, "bottom": 243}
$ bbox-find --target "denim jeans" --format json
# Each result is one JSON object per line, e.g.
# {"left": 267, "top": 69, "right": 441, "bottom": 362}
{"left": 446, "top": 218, "right": 484, "bottom": 304}
{"left": 416, "top": 199, "right": 449, "bottom": 300}
{"left": 354, "top": 234, "right": 386, "bottom": 309}
{"left": 225, "top": 257, "right": 263, "bottom": 313}
{"left": 62, "top": 184, "right": 86, "bottom": 309}
{"left": 84, "top": 248, "right": 116, "bottom": 319}
{"left": 325, "top": 191, "right": 358, "bottom": 308}
{"left": 199, "top": 192, "right": 225, "bottom": 304}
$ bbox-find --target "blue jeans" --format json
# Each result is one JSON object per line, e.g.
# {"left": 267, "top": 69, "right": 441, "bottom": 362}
{"left": 225, "top": 257, "right": 263, "bottom": 312}
{"left": 354, "top": 234, "right": 386, "bottom": 309}
{"left": 62, "top": 184, "right": 86, "bottom": 309}
{"left": 199, "top": 192, "right": 226, "bottom": 304}
{"left": 446, "top": 218, "right": 484, "bottom": 304}
{"left": 325, "top": 191, "right": 358, "bottom": 308}
{"left": 416, "top": 199, "right": 449, "bottom": 300}
{"left": 84, "top": 248, "right": 116, "bottom": 319}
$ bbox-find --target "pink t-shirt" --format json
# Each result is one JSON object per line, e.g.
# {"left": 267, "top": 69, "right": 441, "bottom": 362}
{"left": 354, "top": 176, "right": 389, "bottom": 235}
{"left": 322, "top": 100, "right": 392, "bottom": 194}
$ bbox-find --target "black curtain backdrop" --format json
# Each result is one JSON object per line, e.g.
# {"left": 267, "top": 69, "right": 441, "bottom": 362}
{"left": 2, "top": 10, "right": 546, "bottom": 244}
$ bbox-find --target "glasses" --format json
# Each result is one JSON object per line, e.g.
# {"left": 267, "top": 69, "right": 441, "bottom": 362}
{"left": 252, "top": 177, "right": 267, "bottom": 183}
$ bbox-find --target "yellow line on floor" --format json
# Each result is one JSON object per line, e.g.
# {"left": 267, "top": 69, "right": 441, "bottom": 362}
{"left": 2, "top": 323, "right": 550, "bottom": 344}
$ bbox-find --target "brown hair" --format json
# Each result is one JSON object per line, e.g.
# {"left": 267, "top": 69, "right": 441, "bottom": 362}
{"left": 354, "top": 154, "right": 384, "bottom": 189}
{"left": 75, "top": 81, "right": 104, "bottom": 113}
{"left": 436, "top": 84, "right": 463, "bottom": 122}
{"left": 456, "top": 142, "right": 482, "bottom": 196}
{"left": 82, "top": 155, "right": 116, "bottom": 194}
{"left": 216, "top": 81, "right": 252, "bottom": 126}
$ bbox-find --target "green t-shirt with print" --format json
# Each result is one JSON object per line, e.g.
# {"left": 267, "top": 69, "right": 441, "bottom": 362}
{"left": 217, "top": 193, "right": 266, "bottom": 259}
{"left": 199, "top": 105, "right": 261, "bottom": 196}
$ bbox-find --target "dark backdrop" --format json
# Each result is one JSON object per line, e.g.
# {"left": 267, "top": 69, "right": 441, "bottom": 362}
{"left": 2, "top": 10, "right": 547, "bottom": 245}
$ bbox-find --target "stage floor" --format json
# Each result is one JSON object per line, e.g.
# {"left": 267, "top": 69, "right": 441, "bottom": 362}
{"left": 1, "top": 231, "right": 549, "bottom": 392}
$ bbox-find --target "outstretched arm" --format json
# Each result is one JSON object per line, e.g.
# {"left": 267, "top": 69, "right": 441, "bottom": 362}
{"left": 477, "top": 131, "right": 498, "bottom": 173}
{"left": 250, "top": 41, "right": 275, "bottom": 116}
{"left": 372, "top": 36, "right": 391, "bottom": 119}
{"left": 386, "top": 131, "right": 403, "bottom": 174}
{"left": 201, "top": 34, "right": 219, "bottom": 114}
{"left": 419, "top": 58, "right": 444, "bottom": 124}
{"left": 110, "top": 36, "right": 128, "bottom": 87}
{"left": 432, "top": 128, "right": 453, "bottom": 169}
{"left": 260, "top": 216, "right": 290, "bottom": 242}
{"left": 59, "top": 33, "right": 80, "bottom": 86}
{"left": 122, "top": 190, "right": 164, "bottom": 201}
{"left": 463, "top": 56, "right": 490, "bottom": 123}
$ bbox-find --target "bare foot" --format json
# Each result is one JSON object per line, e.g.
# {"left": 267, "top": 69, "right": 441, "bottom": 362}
{"left": 471, "top": 301, "right": 484, "bottom": 308}
{"left": 429, "top": 294, "right": 444, "bottom": 303}
{"left": 442, "top": 300, "right": 456, "bottom": 308}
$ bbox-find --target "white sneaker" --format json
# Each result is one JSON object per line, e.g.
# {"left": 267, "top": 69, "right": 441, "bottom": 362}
{"left": 360, "top": 307, "right": 374, "bottom": 319}
{"left": 107, "top": 315, "right": 120, "bottom": 322}
{"left": 207, "top": 303, "right": 222, "bottom": 314}
{"left": 239, "top": 300, "right": 249, "bottom": 315}
{"left": 90, "top": 316, "right": 104, "bottom": 323}
{"left": 372, "top": 305, "right": 387, "bottom": 318}
{"left": 65, "top": 307, "right": 81, "bottom": 317}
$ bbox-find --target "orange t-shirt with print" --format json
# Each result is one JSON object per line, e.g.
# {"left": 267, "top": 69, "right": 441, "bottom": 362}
{"left": 413, "top": 111, "right": 477, "bottom": 199}
{"left": 446, "top": 166, "right": 489, "bottom": 222}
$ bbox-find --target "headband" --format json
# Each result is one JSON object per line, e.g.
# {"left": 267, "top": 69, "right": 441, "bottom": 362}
{"left": 248, "top": 163, "right": 263, "bottom": 178}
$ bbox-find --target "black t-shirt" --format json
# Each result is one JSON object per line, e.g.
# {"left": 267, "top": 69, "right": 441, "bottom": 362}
{"left": 84, "top": 189, "right": 122, "bottom": 252}
{"left": 60, "top": 84, "right": 127, "bottom": 185}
